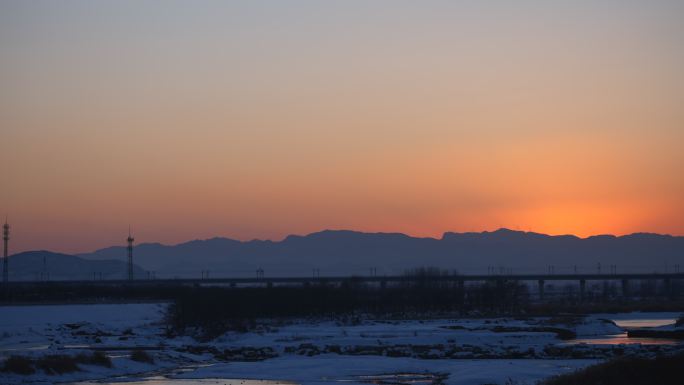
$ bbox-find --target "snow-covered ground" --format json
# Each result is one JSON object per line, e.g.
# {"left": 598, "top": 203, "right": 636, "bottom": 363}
{"left": 0, "top": 303, "right": 681, "bottom": 385}
{"left": 0, "top": 303, "right": 171, "bottom": 352}
{"left": 0, "top": 303, "right": 194, "bottom": 384}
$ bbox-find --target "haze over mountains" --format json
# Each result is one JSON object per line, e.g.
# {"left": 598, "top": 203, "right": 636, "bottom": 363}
{"left": 9, "top": 229, "right": 683, "bottom": 280}
{"left": 6, "top": 251, "right": 146, "bottom": 281}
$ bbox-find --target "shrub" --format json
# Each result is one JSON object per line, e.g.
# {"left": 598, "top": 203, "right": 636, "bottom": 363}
{"left": 75, "top": 351, "right": 112, "bottom": 368}
{"left": 541, "top": 353, "right": 684, "bottom": 385}
{"left": 1, "top": 356, "right": 35, "bottom": 375}
{"left": 130, "top": 349, "right": 154, "bottom": 364}
{"left": 675, "top": 314, "right": 684, "bottom": 327}
{"left": 35, "top": 355, "right": 79, "bottom": 375}
{"left": 167, "top": 280, "right": 530, "bottom": 338}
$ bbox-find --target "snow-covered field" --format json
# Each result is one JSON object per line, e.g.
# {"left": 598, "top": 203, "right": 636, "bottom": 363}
{"left": 0, "top": 303, "right": 170, "bottom": 352}
{"left": 0, "top": 303, "right": 192, "bottom": 384}
{"left": 0, "top": 303, "right": 681, "bottom": 385}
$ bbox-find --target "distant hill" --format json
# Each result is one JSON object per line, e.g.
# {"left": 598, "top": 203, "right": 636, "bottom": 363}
{"left": 76, "top": 229, "right": 684, "bottom": 278}
{"left": 7, "top": 251, "right": 147, "bottom": 281}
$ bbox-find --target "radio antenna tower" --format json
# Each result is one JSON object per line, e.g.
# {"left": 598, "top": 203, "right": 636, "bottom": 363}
{"left": 3, "top": 217, "right": 9, "bottom": 284}
{"left": 127, "top": 225, "right": 134, "bottom": 281}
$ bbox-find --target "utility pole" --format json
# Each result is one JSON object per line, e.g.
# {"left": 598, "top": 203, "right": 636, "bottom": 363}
{"left": 127, "top": 226, "right": 134, "bottom": 281}
{"left": 3, "top": 218, "right": 9, "bottom": 284}
{"left": 42, "top": 255, "right": 48, "bottom": 281}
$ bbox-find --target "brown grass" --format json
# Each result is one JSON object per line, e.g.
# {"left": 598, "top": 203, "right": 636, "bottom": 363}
{"left": 1, "top": 356, "right": 35, "bottom": 375}
{"left": 130, "top": 349, "right": 154, "bottom": 364}
{"left": 75, "top": 351, "right": 112, "bottom": 368}
{"left": 541, "top": 353, "right": 684, "bottom": 385}
{"left": 35, "top": 355, "right": 80, "bottom": 375}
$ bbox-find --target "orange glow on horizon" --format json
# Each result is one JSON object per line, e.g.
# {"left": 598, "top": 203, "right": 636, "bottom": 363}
{"left": 1, "top": 1, "right": 682, "bottom": 253}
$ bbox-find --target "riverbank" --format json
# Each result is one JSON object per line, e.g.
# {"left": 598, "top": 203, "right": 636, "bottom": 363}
{"left": 1, "top": 303, "right": 682, "bottom": 384}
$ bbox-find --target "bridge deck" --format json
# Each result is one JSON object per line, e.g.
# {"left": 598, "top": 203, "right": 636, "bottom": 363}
{"left": 7, "top": 272, "right": 684, "bottom": 286}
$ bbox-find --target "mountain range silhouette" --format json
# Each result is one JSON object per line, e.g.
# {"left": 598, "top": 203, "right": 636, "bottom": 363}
{"left": 8, "top": 229, "right": 683, "bottom": 280}
{"left": 6, "top": 250, "right": 146, "bottom": 281}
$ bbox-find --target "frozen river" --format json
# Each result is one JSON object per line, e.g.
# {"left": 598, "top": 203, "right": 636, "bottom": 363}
{"left": 566, "top": 312, "right": 681, "bottom": 346}
{"left": 71, "top": 357, "right": 598, "bottom": 385}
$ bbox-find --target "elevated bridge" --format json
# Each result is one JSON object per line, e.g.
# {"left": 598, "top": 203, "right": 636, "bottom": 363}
{"left": 6, "top": 272, "right": 684, "bottom": 300}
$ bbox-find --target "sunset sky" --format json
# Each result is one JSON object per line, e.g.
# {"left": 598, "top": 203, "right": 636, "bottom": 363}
{"left": 1, "top": 1, "right": 683, "bottom": 254}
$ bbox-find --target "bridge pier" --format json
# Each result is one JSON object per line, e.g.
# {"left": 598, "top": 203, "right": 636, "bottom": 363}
{"left": 538, "top": 279, "right": 545, "bottom": 301}
{"left": 621, "top": 279, "right": 629, "bottom": 298}
{"left": 579, "top": 279, "right": 586, "bottom": 301}
{"left": 664, "top": 278, "right": 672, "bottom": 298}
